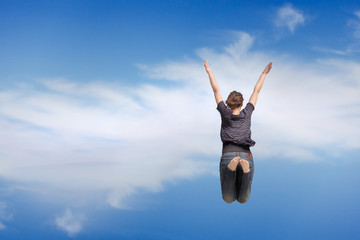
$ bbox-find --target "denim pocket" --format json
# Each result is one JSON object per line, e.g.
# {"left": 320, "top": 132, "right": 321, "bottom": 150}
{"left": 220, "top": 156, "right": 232, "bottom": 166}
{"left": 220, "top": 155, "right": 232, "bottom": 170}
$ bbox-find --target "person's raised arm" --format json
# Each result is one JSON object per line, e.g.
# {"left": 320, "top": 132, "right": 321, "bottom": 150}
{"left": 249, "top": 62, "right": 272, "bottom": 107}
{"left": 204, "top": 60, "right": 223, "bottom": 105}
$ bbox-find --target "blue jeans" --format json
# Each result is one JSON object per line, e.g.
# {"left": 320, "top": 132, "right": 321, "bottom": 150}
{"left": 219, "top": 152, "right": 255, "bottom": 204}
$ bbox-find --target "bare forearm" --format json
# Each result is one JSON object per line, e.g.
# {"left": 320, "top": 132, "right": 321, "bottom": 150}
{"left": 204, "top": 60, "right": 223, "bottom": 104}
{"left": 207, "top": 70, "right": 220, "bottom": 93}
{"left": 249, "top": 62, "right": 272, "bottom": 107}
{"left": 253, "top": 72, "right": 266, "bottom": 93}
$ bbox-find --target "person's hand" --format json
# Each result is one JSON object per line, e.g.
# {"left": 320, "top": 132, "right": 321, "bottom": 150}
{"left": 204, "top": 60, "right": 211, "bottom": 73}
{"left": 263, "top": 62, "right": 272, "bottom": 74}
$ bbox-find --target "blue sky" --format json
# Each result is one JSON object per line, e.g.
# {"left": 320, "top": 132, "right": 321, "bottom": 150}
{"left": 1, "top": 0, "right": 360, "bottom": 239}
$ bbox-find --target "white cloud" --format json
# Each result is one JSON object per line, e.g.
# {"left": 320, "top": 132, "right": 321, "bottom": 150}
{"left": 312, "top": 46, "right": 349, "bottom": 56}
{"left": 55, "top": 209, "right": 84, "bottom": 236}
{"left": 275, "top": 4, "right": 305, "bottom": 33}
{"left": 0, "top": 31, "right": 359, "bottom": 224}
{"left": 348, "top": 11, "right": 360, "bottom": 39}
{"left": 224, "top": 32, "right": 254, "bottom": 61}
{"left": 355, "top": 10, "right": 360, "bottom": 19}
{"left": 0, "top": 76, "right": 216, "bottom": 208}
{"left": 0, "top": 202, "right": 12, "bottom": 230}
{"left": 316, "top": 11, "right": 360, "bottom": 55}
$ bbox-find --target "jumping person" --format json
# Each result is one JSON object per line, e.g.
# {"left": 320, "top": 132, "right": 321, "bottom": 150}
{"left": 204, "top": 60, "right": 272, "bottom": 204}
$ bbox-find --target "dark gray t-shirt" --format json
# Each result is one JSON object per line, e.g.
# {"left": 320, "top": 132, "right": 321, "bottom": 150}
{"left": 217, "top": 101, "right": 256, "bottom": 147}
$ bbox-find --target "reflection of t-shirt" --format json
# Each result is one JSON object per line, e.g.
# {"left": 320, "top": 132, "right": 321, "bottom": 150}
{"left": 217, "top": 101, "right": 256, "bottom": 147}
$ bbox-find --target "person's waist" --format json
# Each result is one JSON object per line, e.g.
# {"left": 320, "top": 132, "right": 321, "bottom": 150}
{"left": 222, "top": 142, "right": 251, "bottom": 153}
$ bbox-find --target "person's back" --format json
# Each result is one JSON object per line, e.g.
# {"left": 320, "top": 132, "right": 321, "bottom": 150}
{"left": 217, "top": 99, "right": 255, "bottom": 147}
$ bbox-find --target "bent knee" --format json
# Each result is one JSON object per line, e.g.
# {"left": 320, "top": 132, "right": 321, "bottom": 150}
{"left": 237, "top": 196, "right": 250, "bottom": 204}
{"left": 222, "top": 196, "right": 236, "bottom": 204}
{"left": 238, "top": 199, "right": 248, "bottom": 204}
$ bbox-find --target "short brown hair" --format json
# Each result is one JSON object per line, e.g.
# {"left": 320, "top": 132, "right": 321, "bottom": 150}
{"left": 226, "top": 91, "right": 244, "bottom": 110}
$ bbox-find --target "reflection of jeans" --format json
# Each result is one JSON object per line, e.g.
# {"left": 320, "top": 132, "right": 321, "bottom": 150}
{"left": 219, "top": 152, "right": 254, "bottom": 204}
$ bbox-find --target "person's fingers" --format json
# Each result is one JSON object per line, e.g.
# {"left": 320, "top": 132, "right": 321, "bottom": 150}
{"left": 265, "top": 62, "right": 272, "bottom": 73}
{"left": 204, "top": 60, "right": 208, "bottom": 68}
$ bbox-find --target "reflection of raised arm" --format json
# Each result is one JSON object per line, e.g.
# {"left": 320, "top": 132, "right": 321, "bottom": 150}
{"left": 249, "top": 62, "right": 272, "bottom": 107}
{"left": 204, "top": 60, "right": 223, "bottom": 104}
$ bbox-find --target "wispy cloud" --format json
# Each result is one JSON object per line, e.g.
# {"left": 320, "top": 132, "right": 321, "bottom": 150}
{"left": 0, "top": 75, "right": 215, "bottom": 208}
{"left": 224, "top": 31, "right": 254, "bottom": 60}
{"left": 355, "top": 10, "right": 360, "bottom": 19}
{"left": 0, "top": 202, "right": 12, "bottom": 230}
{"left": 312, "top": 46, "right": 349, "bottom": 56}
{"left": 275, "top": 3, "right": 305, "bottom": 33}
{"left": 315, "top": 10, "right": 360, "bottom": 55}
{"left": 348, "top": 10, "right": 360, "bottom": 39}
{"left": 55, "top": 209, "right": 84, "bottom": 236}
